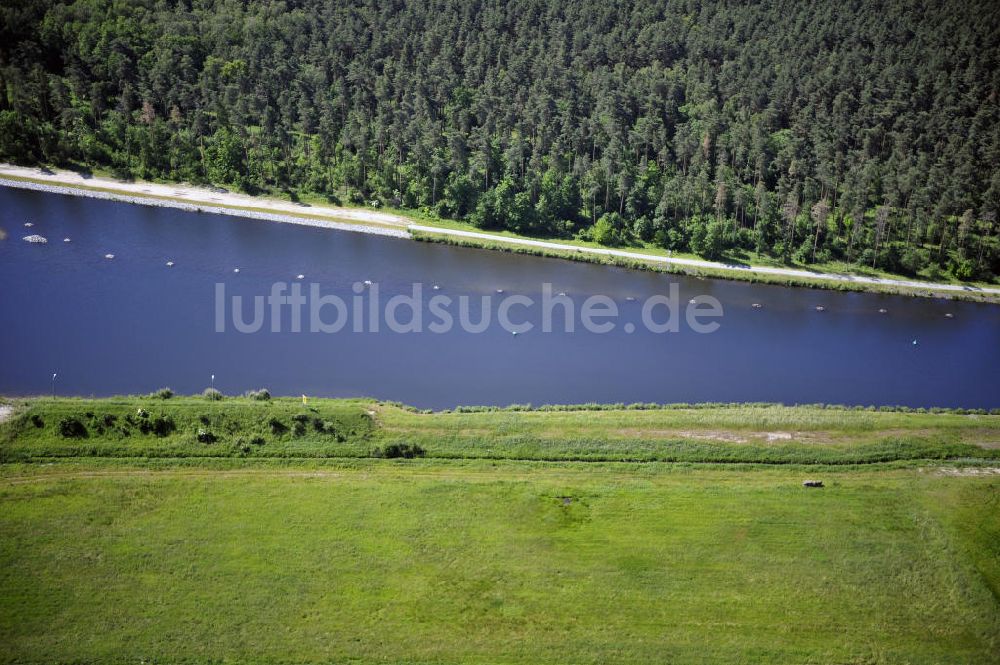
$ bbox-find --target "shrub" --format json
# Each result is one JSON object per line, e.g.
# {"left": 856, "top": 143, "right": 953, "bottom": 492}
{"left": 58, "top": 417, "right": 88, "bottom": 438}
{"left": 245, "top": 388, "right": 271, "bottom": 401}
{"left": 30, "top": 414, "right": 44, "bottom": 428}
{"left": 291, "top": 414, "right": 309, "bottom": 435}
{"left": 150, "top": 416, "right": 175, "bottom": 437}
{"left": 152, "top": 387, "right": 174, "bottom": 399}
{"left": 203, "top": 388, "right": 223, "bottom": 401}
{"left": 197, "top": 428, "right": 217, "bottom": 444}
{"left": 268, "top": 418, "right": 288, "bottom": 435}
{"left": 249, "top": 436, "right": 266, "bottom": 446}
{"left": 136, "top": 408, "right": 149, "bottom": 418}
{"left": 375, "top": 443, "right": 426, "bottom": 459}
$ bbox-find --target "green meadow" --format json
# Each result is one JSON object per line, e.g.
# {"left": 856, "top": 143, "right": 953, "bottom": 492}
{"left": 1, "top": 397, "right": 998, "bottom": 664}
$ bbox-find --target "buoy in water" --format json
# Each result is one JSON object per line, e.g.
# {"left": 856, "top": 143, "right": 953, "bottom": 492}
{"left": 433, "top": 284, "right": 440, "bottom": 290}
{"left": 625, "top": 296, "right": 635, "bottom": 301}
{"left": 878, "top": 308, "right": 887, "bottom": 314}
{"left": 104, "top": 253, "right": 115, "bottom": 259}
{"left": 512, "top": 330, "right": 518, "bottom": 336}
{"left": 558, "top": 292, "right": 566, "bottom": 297}
{"left": 63, "top": 237, "right": 71, "bottom": 243}
{"left": 166, "top": 261, "right": 174, "bottom": 267}
{"left": 233, "top": 268, "right": 240, "bottom": 273}
{"left": 363, "top": 279, "right": 373, "bottom": 286}
{"left": 24, "top": 222, "right": 33, "bottom": 228}
{"left": 751, "top": 303, "right": 762, "bottom": 309}
{"left": 815, "top": 305, "right": 825, "bottom": 312}
{"left": 296, "top": 274, "right": 305, "bottom": 280}
{"left": 496, "top": 289, "right": 504, "bottom": 294}
{"left": 912, "top": 339, "right": 918, "bottom": 345}
{"left": 689, "top": 298, "right": 697, "bottom": 304}
{"left": 944, "top": 313, "right": 954, "bottom": 319}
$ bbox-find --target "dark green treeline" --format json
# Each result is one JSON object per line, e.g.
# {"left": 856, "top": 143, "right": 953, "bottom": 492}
{"left": 1, "top": 0, "right": 998, "bottom": 278}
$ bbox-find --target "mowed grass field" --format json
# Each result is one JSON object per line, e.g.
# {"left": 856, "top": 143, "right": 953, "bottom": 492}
{"left": 1, "top": 397, "right": 999, "bottom": 664}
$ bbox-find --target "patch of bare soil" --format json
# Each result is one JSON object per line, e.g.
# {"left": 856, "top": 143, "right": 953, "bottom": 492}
{"left": 961, "top": 429, "right": 1000, "bottom": 448}
{"left": 616, "top": 429, "right": 838, "bottom": 444}
{"left": 934, "top": 467, "right": 1000, "bottom": 476}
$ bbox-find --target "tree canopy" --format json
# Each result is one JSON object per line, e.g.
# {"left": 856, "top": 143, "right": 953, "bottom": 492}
{"left": 1, "top": 0, "right": 998, "bottom": 280}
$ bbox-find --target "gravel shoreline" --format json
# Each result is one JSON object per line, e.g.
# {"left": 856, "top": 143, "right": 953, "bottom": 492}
{"left": 0, "top": 177, "right": 412, "bottom": 239}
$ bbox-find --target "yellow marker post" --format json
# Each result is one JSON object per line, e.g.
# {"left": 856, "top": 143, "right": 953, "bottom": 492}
{"left": 302, "top": 394, "right": 308, "bottom": 406}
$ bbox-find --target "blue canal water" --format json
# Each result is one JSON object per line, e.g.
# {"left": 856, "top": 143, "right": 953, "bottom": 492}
{"left": 1, "top": 185, "right": 998, "bottom": 408}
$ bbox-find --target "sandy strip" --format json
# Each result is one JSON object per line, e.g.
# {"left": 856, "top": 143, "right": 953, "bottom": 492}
{"left": 0, "top": 166, "right": 410, "bottom": 239}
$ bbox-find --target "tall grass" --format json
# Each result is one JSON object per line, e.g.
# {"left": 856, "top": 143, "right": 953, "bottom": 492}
{"left": 1, "top": 397, "right": 997, "bottom": 465}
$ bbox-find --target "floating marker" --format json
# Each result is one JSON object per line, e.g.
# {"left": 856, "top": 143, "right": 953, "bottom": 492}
{"left": 815, "top": 305, "right": 825, "bottom": 312}
{"left": 104, "top": 253, "right": 115, "bottom": 259}
{"left": 363, "top": 279, "right": 373, "bottom": 286}
{"left": 296, "top": 274, "right": 305, "bottom": 280}
{"left": 233, "top": 268, "right": 240, "bottom": 273}
{"left": 912, "top": 339, "right": 918, "bottom": 345}
{"left": 558, "top": 292, "right": 567, "bottom": 297}
{"left": 752, "top": 303, "right": 762, "bottom": 309}
{"left": 24, "top": 222, "right": 33, "bottom": 228}
{"left": 496, "top": 289, "right": 504, "bottom": 294}
{"left": 878, "top": 308, "right": 887, "bottom": 314}
{"left": 512, "top": 330, "right": 518, "bottom": 336}
{"left": 689, "top": 298, "right": 697, "bottom": 304}
{"left": 166, "top": 261, "right": 174, "bottom": 267}
{"left": 944, "top": 313, "right": 954, "bottom": 319}
{"left": 433, "top": 285, "right": 440, "bottom": 290}
{"left": 625, "top": 296, "right": 635, "bottom": 301}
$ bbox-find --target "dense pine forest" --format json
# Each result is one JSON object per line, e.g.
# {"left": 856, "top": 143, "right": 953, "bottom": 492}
{"left": 1, "top": 0, "right": 999, "bottom": 280}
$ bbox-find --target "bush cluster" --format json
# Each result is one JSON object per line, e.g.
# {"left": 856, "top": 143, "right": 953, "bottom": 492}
{"left": 268, "top": 417, "right": 288, "bottom": 435}
{"left": 374, "top": 443, "right": 426, "bottom": 459}
{"left": 58, "top": 417, "right": 87, "bottom": 438}
{"left": 138, "top": 415, "right": 175, "bottom": 437}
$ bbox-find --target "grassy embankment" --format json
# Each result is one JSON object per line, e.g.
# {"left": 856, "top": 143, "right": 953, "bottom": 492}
{"left": 3, "top": 396, "right": 1000, "bottom": 465}
{"left": 410, "top": 231, "right": 1000, "bottom": 303}
{"left": 1, "top": 395, "right": 999, "bottom": 664}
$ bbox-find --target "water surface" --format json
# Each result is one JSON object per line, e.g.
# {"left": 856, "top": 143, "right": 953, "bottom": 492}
{"left": 1, "top": 186, "right": 997, "bottom": 408}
